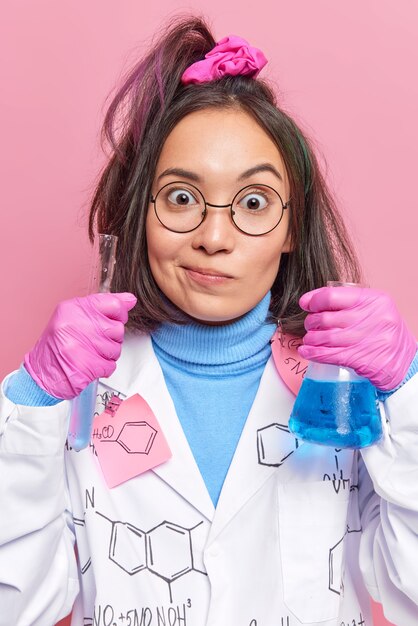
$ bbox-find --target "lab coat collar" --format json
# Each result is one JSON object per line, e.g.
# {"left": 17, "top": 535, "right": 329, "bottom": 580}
{"left": 102, "top": 331, "right": 216, "bottom": 521}
{"left": 207, "top": 356, "right": 300, "bottom": 545}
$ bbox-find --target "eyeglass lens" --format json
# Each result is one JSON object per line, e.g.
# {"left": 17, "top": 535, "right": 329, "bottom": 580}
{"left": 153, "top": 182, "right": 286, "bottom": 235}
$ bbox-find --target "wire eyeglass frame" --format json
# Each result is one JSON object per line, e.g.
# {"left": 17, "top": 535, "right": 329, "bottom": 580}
{"left": 150, "top": 180, "right": 290, "bottom": 236}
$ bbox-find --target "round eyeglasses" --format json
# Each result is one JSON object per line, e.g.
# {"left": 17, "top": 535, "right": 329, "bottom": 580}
{"left": 150, "top": 181, "right": 290, "bottom": 236}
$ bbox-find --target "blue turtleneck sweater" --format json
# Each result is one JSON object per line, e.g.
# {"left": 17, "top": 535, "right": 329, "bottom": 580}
{"left": 151, "top": 293, "right": 276, "bottom": 505}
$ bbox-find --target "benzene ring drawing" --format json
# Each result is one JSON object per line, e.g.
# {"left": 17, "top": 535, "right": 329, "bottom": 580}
{"left": 101, "top": 420, "right": 157, "bottom": 455}
{"left": 117, "top": 421, "right": 157, "bottom": 454}
{"left": 257, "top": 423, "right": 299, "bottom": 467}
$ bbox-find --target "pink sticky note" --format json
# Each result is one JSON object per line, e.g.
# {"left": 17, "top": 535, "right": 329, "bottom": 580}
{"left": 92, "top": 394, "right": 172, "bottom": 488}
{"left": 271, "top": 328, "right": 309, "bottom": 396}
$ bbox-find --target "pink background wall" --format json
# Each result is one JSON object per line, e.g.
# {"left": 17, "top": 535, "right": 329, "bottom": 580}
{"left": 1, "top": 1, "right": 416, "bottom": 625}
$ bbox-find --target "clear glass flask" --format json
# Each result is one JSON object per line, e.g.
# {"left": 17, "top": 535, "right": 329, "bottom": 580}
{"left": 67, "top": 234, "right": 118, "bottom": 452}
{"left": 288, "top": 282, "right": 383, "bottom": 449}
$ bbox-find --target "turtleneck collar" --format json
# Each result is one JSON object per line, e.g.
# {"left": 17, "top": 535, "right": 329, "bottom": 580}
{"left": 151, "top": 292, "right": 277, "bottom": 376}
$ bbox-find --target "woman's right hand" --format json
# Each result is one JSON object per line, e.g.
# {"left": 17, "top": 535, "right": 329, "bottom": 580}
{"left": 23, "top": 293, "right": 137, "bottom": 400}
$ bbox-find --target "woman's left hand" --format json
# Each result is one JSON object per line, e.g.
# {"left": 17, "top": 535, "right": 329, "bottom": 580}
{"left": 298, "top": 286, "right": 416, "bottom": 391}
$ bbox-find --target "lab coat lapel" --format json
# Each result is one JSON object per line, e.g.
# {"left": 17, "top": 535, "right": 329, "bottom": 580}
{"left": 207, "top": 352, "right": 355, "bottom": 545}
{"left": 207, "top": 356, "right": 301, "bottom": 545}
{"left": 102, "top": 332, "right": 215, "bottom": 522}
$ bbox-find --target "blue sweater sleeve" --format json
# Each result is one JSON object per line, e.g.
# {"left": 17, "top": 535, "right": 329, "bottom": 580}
{"left": 377, "top": 349, "right": 418, "bottom": 401}
{"left": 5, "top": 365, "right": 62, "bottom": 406}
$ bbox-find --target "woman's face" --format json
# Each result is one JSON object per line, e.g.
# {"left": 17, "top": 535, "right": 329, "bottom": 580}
{"left": 146, "top": 108, "right": 291, "bottom": 324}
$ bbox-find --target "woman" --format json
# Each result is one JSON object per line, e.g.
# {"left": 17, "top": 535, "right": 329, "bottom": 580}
{"left": 0, "top": 16, "right": 417, "bottom": 626}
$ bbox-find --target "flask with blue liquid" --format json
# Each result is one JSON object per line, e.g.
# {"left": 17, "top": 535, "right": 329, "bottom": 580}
{"left": 288, "top": 282, "right": 383, "bottom": 449}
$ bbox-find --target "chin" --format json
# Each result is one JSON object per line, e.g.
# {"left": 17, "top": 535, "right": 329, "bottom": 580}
{"left": 185, "top": 307, "right": 247, "bottom": 326}
{"left": 169, "top": 293, "right": 253, "bottom": 325}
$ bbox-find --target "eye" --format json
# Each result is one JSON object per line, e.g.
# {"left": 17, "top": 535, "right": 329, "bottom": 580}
{"left": 167, "top": 188, "right": 198, "bottom": 206}
{"left": 237, "top": 190, "right": 269, "bottom": 211}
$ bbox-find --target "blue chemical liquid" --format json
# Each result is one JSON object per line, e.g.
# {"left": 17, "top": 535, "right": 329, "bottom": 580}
{"left": 68, "top": 380, "right": 98, "bottom": 451}
{"left": 289, "top": 378, "right": 383, "bottom": 449}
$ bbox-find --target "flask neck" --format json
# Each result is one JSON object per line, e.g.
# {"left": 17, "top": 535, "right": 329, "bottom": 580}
{"left": 305, "top": 362, "right": 366, "bottom": 382}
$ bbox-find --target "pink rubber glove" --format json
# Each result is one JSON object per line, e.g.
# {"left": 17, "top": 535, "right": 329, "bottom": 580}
{"left": 298, "top": 286, "right": 416, "bottom": 391}
{"left": 24, "top": 292, "right": 137, "bottom": 399}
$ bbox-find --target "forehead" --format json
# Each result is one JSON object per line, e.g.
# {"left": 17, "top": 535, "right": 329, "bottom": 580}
{"left": 155, "top": 108, "right": 287, "bottom": 181}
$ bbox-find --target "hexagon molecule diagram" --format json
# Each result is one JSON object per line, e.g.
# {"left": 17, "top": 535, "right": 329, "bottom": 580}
{"left": 329, "top": 534, "right": 344, "bottom": 595}
{"left": 257, "top": 423, "right": 299, "bottom": 467}
{"left": 73, "top": 517, "right": 91, "bottom": 575}
{"left": 117, "top": 421, "right": 157, "bottom": 454}
{"left": 147, "top": 521, "right": 193, "bottom": 582}
{"left": 109, "top": 522, "right": 147, "bottom": 575}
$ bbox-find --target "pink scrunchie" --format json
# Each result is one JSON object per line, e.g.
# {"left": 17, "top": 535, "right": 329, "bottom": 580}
{"left": 181, "top": 35, "right": 267, "bottom": 85}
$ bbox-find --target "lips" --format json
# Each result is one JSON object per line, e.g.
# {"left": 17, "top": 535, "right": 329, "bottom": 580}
{"left": 184, "top": 266, "right": 233, "bottom": 278}
{"left": 182, "top": 266, "right": 234, "bottom": 287}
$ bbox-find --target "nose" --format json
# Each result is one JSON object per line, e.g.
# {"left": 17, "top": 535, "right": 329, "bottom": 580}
{"left": 191, "top": 204, "right": 236, "bottom": 255}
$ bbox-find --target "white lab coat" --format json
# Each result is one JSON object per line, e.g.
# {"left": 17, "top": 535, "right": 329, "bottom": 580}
{"left": 0, "top": 331, "right": 418, "bottom": 626}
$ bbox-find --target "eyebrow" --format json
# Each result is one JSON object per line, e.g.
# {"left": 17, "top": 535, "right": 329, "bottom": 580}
{"left": 156, "top": 163, "right": 283, "bottom": 183}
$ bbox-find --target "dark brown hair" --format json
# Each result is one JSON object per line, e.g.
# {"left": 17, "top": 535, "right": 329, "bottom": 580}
{"left": 89, "top": 15, "right": 362, "bottom": 336}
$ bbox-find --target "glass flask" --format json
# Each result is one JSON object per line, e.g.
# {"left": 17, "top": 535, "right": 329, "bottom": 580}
{"left": 67, "top": 234, "right": 118, "bottom": 451}
{"left": 288, "top": 282, "right": 383, "bottom": 449}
